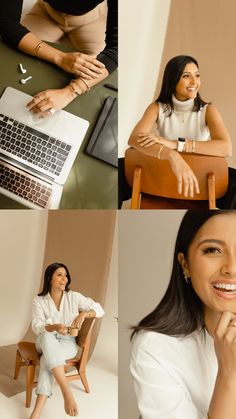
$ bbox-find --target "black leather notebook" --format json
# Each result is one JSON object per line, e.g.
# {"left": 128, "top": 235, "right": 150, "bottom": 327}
{"left": 86, "top": 96, "right": 118, "bottom": 167}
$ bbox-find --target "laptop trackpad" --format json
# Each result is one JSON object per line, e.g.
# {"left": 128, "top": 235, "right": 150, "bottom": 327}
{"left": 26, "top": 110, "right": 59, "bottom": 132}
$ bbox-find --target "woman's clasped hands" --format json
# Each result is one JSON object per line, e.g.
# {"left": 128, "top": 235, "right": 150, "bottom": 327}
{"left": 53, "top": 314, "right": 86, "bottom": 336}
{"left": 26, "top": 52, "right": 106, "bottom": 118}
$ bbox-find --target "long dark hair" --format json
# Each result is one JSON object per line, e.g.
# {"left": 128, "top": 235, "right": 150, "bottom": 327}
{"left": 156, "top": 55, "right": 209, "bottom": 114}
{"left": 132, "top": 210, "right": 236, "bottom": 339}
{"left": 38, "top": 262, "right": 71, "bottom": 296}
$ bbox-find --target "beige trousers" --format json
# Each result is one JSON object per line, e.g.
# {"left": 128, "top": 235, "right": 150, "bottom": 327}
{"left": 21, "top": 0, "right": 107, "bottom": 55}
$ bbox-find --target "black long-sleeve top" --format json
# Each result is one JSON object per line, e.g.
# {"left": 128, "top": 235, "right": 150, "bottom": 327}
{"left": 0, "top": 0, "right": 117, "bottom": 73}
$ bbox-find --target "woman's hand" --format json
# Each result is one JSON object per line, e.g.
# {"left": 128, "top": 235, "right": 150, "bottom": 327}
{"left": 213, "top": 311, "right": 236, "bottom": 377}
{"left": 137, "top": 133, "right": 177, "bottom": 150}
{"left": 168, "top": 150, "right": 200, "bottom": 197}
{"left": 26, "top": 86, "right": 76, "bottom": 118}
{"left": 71, "top": 312, "right": 87, "bottom": 330}
{"left": 53, "top": 324, "right": 68, "bottom": 335}
{"left": 207, "top": 312, "right": 236, "bottom": 419}
{"left": 57, "top": 52, "right": 105, "bottom": 79}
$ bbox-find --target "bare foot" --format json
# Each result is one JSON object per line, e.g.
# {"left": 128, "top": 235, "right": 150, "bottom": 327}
{"left": 63, "top": 389, "right": 78, "bottom": 416}
{"left": 29, "top": 413, "right": 39, "bottom": 419}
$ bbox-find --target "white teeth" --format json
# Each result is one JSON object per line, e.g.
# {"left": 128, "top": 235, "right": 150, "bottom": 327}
{"left": 213, "top": 283, "right": 236, "bottom": 291}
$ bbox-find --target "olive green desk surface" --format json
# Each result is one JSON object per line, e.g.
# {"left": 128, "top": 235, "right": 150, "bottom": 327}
{"left": 0, "top": 39, "right": 117, "bottom": 209}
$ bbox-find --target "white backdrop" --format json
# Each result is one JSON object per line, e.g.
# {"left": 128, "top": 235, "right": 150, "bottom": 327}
{"left": 119, "top": 0, "right": 171, "bottom": 156}
{"left": 119, "top": 210, "right": 185, "bottom": 418}
{"left": 0, "top": 210, "right": 48, "bottom": 346}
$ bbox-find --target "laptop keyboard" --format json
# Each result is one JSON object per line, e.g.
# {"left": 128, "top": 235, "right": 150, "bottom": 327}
{"left": 0, "top": 161, "right": 53, "bottom": 208}
{"left": 0, "top": 114, "right": 72, "bottom": 176}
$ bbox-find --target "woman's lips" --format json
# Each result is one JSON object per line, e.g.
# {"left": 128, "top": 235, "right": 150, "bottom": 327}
{"left": 212, "top": 283, "right": 236, "bottom": 299}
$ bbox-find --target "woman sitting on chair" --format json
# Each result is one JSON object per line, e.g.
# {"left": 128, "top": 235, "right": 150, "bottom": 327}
{"left": 29, "top": 262, "right": 104, "bottom": 419}
{"left": 119, "top": 55, "right": 236, "bottom": 209}
{"left": 0, "top": 0, "right": 117, "bottom": 118}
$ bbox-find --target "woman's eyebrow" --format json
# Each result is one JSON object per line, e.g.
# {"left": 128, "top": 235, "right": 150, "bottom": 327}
{"left": 182, "top": 71, "right": 200, "bottom": 75}
{"left": 196, "top": 238, "right": 225, "bottom": 248}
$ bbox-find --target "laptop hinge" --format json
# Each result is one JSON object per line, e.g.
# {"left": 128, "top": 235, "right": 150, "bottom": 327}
{"left": 0, "top": 153, "right": 55, "bottom": 184}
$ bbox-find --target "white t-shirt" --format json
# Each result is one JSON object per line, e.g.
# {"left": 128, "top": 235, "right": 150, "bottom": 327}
{"left": 130, "top": 330, "right": 217, "bottom": 419}
{"left": 32, "top": 290, "right": 105, "bottom": 336}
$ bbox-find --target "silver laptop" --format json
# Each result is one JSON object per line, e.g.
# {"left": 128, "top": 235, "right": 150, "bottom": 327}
{"left": 0, "top": 87, "right": 89, "bottom": 208}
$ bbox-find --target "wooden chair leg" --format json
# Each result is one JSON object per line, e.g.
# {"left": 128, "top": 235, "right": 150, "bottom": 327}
{"left": 131, "top": 166, "right": 142, "bottom": 209}
{"left": 208, "top": 173, "right": 216, "bottom": 209}
{"left": 80, "top": 371, "right": 90, "bottom": 393}
{"left": 26, "top": 363, "right": 36, "bottom": 408}
{"left": 14, "top": 349, "right": 22, "bottom": 380}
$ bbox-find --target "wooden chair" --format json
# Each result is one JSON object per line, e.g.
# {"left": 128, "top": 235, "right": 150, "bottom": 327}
{"left": 125, "top": 147, "right": 228, "bottom": 209}
{"left": 14, "top": 318, "right": 95, "bottom": 408}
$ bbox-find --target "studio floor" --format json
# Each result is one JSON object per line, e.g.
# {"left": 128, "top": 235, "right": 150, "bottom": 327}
{"left": 0, "top": 353, "right": 117, "bottom": 419}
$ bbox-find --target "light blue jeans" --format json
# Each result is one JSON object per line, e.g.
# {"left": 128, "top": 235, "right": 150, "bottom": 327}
{"left": 35, "top": 331, "right": 78, "bottom": 397}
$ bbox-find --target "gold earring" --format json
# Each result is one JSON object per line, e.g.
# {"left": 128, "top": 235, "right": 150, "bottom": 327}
{"left": 184, "top": 273, "right": 191, "bottom": 284}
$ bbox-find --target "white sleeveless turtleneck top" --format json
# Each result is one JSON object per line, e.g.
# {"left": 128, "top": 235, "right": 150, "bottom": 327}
{"left": 156, "top": 95, "right": 210, "bottom": 141}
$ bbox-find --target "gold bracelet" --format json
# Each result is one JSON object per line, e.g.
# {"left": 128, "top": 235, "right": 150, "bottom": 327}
{"left": 79, "top": 78, "right": 91, "bottom": 91}
{"left": 192, "top": 140, "right": 195, "bottom": 153}
{"left": 157, "top": 144, "right": 165, "bottom": 160}
{"left": 34, "top": 41, "right": 45, "bottom": 57}
{"left": 69, "top": 79, "right": 84, "bottom": 96}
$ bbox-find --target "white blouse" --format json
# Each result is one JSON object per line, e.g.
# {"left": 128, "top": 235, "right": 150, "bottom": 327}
{"left": 32, "top": 290, "right": 105, "bottom": 336}
{"left": 156, "top": 95, "right": 210, "bottom": 141}
{"left": 130, "top": 330, "right": 217, "bottom": 419}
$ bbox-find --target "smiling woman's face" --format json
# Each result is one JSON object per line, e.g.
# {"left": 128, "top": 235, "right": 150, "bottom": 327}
{"left": 50, "top": 267, "right": 68, "bottom": 292}
{"left": 175, "top": 62, "right": 201, "bottom": 101}
{"left": 179, "top": 213, "right": 236, "bottom": 318}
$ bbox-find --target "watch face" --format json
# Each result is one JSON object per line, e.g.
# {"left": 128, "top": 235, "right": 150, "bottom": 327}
{"left": 177, "top": 138, "right": 185, "bottom": 152}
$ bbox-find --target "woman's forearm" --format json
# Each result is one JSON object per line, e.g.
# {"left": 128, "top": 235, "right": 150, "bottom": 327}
{"left": 128, "top": 135, "right": 176, "bottom": 161}
{"left": 208, "top": 373, "right": 236, "bottom": 419}
{"left": 191, "top": 139, "right": 232, "bottom": 158}
{"left": 128, "top": 135, "right": 161, "bottom": 158}
{"left": 129, "top": 133, "right": 232, "bottom": 159}
{"left": 74, "top": 67, "right": 109, "bottom": 90}
{"left": 18, "top": 32, "right": 63, "bottom": 65}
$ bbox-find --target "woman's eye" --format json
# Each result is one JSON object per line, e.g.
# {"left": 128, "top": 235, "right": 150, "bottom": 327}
{"left": 203, "top": 247, "right": 221, "bottom": 254}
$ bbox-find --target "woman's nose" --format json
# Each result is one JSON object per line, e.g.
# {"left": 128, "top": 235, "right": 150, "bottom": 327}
{"left": 221, "top": 254, "right": 236, "bottom": 276}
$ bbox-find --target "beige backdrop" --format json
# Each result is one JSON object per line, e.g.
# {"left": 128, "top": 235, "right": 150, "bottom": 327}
{"left": 119, "top": 0, "right": 236, "bottom": 168}
{"left": 119, "top": 210, "right": 185, "bottom": 419}
{"left": 24, "top": 210, "right": 116, "bottom": 354}
{"left": 157, "top": 0, "right": 236, "bottom": 168}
